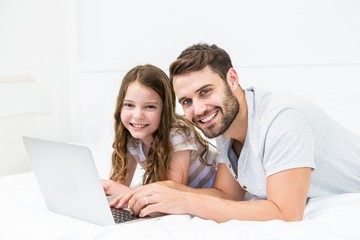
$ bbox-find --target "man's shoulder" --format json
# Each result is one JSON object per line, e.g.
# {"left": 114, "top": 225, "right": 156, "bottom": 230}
{"left": 246, "top": 86, "right": 312, "bottom": 117}
{"left": 215, "top": 136, "right": 231, "bottom": 151}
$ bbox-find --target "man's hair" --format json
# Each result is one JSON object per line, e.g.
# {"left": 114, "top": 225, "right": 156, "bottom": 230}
{"left": 169, "top": 43, "right": 233, "bottom": 84}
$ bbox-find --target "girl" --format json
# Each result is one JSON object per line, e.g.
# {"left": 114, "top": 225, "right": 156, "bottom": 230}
{"left": 102, "top": 64, "right": 218, "bottom": 196}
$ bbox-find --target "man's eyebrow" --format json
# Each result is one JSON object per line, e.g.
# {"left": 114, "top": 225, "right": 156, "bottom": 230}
{"left": 195, "top": 84, "right": 213, "bottom": 93}
{"left": 177, "top": 84, "right": 213, "bottom": 103}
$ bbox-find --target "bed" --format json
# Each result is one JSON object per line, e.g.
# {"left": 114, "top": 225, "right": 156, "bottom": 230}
{"left": 1, "top": 171, "right": 360, "bottom": 240}
{"left": 1, "top": 88, "right": 360, "bottom": 240}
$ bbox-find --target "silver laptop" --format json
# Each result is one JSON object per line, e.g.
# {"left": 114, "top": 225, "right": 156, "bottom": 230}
{"left": 23, "top": 136, "right": 143, "bottom": 226}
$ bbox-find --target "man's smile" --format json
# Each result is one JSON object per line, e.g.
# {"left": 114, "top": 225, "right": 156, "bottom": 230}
{"left": 197, "top": 109, "right": 219, "bottom": 124}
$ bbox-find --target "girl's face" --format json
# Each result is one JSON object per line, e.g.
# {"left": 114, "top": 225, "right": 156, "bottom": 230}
{"left": 121, "top": 81, "right": 163, "bottom": 146}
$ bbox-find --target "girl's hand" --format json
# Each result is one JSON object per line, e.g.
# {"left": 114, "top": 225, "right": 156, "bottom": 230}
{"left": 101, "top": 179, "right": 132, "bottom": 196}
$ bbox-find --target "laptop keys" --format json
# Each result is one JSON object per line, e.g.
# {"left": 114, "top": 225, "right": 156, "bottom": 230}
{"left": 110, "top": 207, "right": 139, "bottom": 223}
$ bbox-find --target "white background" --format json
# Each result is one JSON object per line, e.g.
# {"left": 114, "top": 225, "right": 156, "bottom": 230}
{"left": 0, "top": 0, "right": 359, "bottom": 176}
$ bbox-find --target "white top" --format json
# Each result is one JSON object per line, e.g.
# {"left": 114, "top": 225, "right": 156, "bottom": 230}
{"left": 128, "top": 125, "right": 219, "bottom": 188}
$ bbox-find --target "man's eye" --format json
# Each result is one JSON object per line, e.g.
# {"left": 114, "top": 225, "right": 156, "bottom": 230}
{"left": 182, "top": 99, "right": 192, "bottom": 106}
{"left": 200, "top": 89, "right": 209, "bottom": 96}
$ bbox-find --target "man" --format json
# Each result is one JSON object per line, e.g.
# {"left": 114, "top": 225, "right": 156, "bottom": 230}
{"left": 111, "top": 43, "right": 360, "bottom": 222}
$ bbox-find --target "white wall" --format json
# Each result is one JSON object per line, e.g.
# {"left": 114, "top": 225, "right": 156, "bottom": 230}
{"left": 0, "top": 0, "right": 74, "bottom": 175}
{"left": 1, "top": 0, "right": 359, "bottom": 176}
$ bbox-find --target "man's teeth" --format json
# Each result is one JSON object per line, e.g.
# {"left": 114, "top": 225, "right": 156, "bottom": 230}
{"left": 201, "top": 112, "right": 217, "bottom": 123}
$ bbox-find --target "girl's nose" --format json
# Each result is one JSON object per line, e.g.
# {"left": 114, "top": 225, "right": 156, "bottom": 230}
{"left": 134, "top": 108, "right": 144, "bottom": 119}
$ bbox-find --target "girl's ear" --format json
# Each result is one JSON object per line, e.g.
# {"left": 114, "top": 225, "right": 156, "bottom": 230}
{"left": 226, "top": 68, "right": 240, "bottom": 91}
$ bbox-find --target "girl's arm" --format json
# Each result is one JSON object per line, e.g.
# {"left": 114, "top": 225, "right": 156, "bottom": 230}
{"left": 160, "top": 163, "right": 245, "bottom": 201}
{"left": 166, "top": 148, "right": 244, "bottom": 201}
{"left": 102, "top": 153, "right": 138, "bottom": 195}
{"left": 167, "top": 150, "right": 191, "bottom": 185}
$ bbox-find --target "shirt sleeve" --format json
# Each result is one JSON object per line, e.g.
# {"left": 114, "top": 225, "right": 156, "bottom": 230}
{"left": 170, "top": 128, "right": 197, "bottom": 152}
{"left": 263, "top": 109, "right": 316, "bottom": 177}
{"left": 215, "top": 135, "right": 232, "bottom": 164}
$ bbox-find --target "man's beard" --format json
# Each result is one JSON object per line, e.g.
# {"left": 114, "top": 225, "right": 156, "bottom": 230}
{"left": 195, "top": 85, "right": 239, "bottom": 138}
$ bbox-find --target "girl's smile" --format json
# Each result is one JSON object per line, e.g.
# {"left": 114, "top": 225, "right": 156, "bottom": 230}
{"left": 121, "top": 80, "right": 163, "bottom": 146}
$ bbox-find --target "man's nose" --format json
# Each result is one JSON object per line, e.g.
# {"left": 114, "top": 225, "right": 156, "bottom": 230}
{"left": 192, "top": 100, "right": 206, "bottom": 116}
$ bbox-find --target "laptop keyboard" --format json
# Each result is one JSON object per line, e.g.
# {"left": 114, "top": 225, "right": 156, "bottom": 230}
{"left": 110, "top": 207, "right": 139, "bottom": 223}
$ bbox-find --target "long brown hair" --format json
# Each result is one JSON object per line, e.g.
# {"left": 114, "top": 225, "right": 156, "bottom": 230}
{"left": 110, "top": 64, "right": 211, "bottom": 185}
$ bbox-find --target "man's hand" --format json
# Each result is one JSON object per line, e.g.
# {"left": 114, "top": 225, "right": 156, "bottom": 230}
{"left": 110, "top": 182, "right": 190, "bottom": 217}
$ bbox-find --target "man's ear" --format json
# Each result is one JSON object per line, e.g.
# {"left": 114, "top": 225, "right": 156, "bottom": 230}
{"left": 226, "top": 68, "right": 239, "bottom": 91}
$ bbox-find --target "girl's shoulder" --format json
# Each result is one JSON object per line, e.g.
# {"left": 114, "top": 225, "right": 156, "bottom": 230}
{"left": 126, "top": 135, "right": 140, "bottom": 149}
{"left": 170, "top": 117, "right": 194, "bottom": 137}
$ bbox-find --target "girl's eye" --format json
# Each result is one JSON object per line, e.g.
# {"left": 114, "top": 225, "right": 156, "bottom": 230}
{"left": 123, "top": 103, "right": 134, "bottom": 108}
{"left": 145, "top": 105, "right": 156, "bottom": 109}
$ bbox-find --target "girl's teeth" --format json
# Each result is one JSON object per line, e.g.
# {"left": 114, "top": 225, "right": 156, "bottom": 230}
{"left": 133, "top": 124, "right": 146, "bottom": 128}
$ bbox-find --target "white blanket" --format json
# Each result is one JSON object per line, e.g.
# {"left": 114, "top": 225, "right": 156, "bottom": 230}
{"left": 1, "top": 172, "right": 360, "bottom": 240}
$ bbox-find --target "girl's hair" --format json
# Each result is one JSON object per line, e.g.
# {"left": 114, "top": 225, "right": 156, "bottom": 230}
{"left": 110, "top": 64, "right": 211, "bottom": 185}
{"left": 169, "top": 43, "right": 233, "bottom": 85}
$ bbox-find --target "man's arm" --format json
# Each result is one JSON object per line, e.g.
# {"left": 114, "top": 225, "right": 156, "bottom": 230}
{"left": 182, "top": 167, "right": 311, "bottom": 222}
{"left": 110, "top": 163, "right": 245, "bottom": 207}
{"left": 115, "top": 166, "right": 311, "bottom": 222}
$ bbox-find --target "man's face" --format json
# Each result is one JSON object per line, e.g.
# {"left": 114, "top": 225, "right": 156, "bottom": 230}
{"left": 173, "top": 66, "right": 239, "bottom": 138}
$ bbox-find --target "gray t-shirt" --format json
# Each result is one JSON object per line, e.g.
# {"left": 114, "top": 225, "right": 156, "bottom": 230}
{"left": 216, "top": 86, "right": 360, "bottom": 198}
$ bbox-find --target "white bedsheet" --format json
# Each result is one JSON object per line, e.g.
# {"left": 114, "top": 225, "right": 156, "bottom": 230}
{"left": 1, "top": 172, "right": 359, "bottom": 240}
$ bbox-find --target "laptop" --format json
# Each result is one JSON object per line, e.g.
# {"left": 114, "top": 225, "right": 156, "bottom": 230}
{"left": 23, "top": 136, "right": 145, "bottom": 226}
